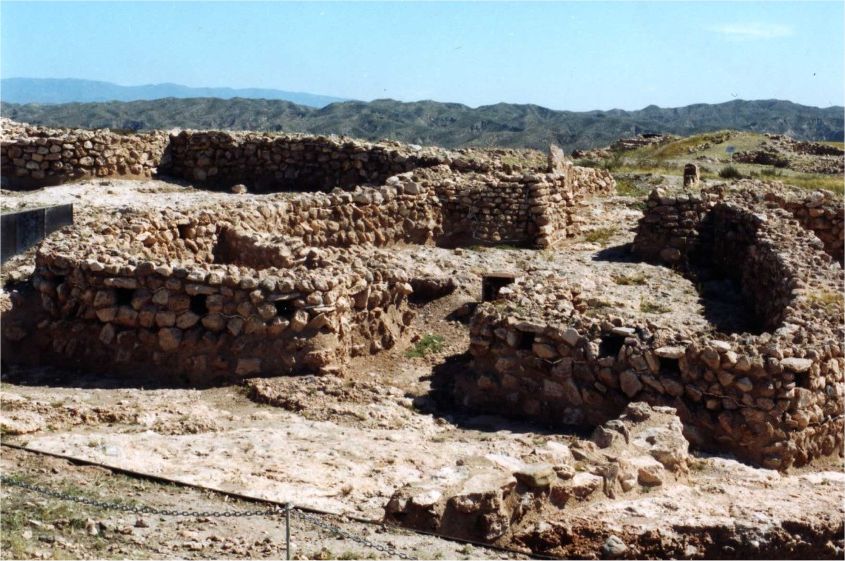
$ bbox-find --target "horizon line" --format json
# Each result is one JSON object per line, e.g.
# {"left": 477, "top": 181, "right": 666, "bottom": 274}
{"left": 1, "top": 77, "right": 843, "bottom": 114}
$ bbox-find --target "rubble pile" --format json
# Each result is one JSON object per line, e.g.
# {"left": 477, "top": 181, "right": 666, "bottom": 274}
{"left": 386, "top": 403, "right": 690, "bottom": 545}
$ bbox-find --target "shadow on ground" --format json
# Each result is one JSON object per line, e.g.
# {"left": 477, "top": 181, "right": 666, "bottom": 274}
{"left": 1, "top": 364, "right": 208, "bottom": 390}
{"left": 413, "top": 351, "right": 593, "bottom": 438}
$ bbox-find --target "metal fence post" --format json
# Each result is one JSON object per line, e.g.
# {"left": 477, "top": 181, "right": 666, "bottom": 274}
{"left": 285, "top": 503, "right": 291, "bottom": 560}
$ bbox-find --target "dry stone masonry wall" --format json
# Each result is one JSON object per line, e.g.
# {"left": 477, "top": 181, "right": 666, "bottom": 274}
{"left": 2, "top": 120, "right": 840, "bottom": 472}
{"left": 16, "top": 198, "right": 422, "bottom": 382}
{"left": 766, "top": 187, "right": 844, "bottom": 264}
{"left": 460, "top": 186, "right": 843, "bottom": 469}
{"left": 632, "top": 181, "right": 844, "bottom": 267}
{"left": 2, "top": 121, "right": 613, "bottom": 383}
{"left": 160, "top": 130, "right": 448, "bottom": 192}
{"left": 0, "top": 119, "right": 168, "bottom": 187}
{"left": 1, "top": 121, "right": 613, "bottom": 248}
{"left": 416, "top": 162, "right": 614, "bottom": 248}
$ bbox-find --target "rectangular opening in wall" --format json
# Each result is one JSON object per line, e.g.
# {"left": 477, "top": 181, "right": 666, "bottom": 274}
{"left": 273, "top": 299, "right": 296, "bottom": 319}
{"left": 190, "top": 294, "right": 208, "bottom": 315}
{"left": 518, "top": 331, "right": 536, "bottom": 351}
{"left": 481, "top": 272, "right": 516, "bottom": 302}
{"left": 659, "top": 357, "right": 680, "bottom": 375}
{"left": 115, "top": 288, "right": 133, "bottom": 307}
{"left": 599, "top": 334, "right": 625, "bottom": 358}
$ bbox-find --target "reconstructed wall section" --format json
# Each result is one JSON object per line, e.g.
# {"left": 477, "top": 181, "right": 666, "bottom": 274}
{"left": 1, "top": 121, "right": 614, "bottom": 247}
{"left": 414, "top": 163, "right": 614, "bottom": 248}
{"left": 632, "top": 182, "right": 844, "bottom": 267}
{"left": 160, "top": 130, "right": 449, "bottom": 191}
{"left": 0, "top": 119, "right": 168, "bottom": 187}
{"left": 459, "top": 187, "right": 843, "bottom": 469}
{"left": 1, "top": 121, "right": 613, "bottom": 382}
{"left": 8, "top": 191, "right": 433, "bottom": 383}
{"left": 1, "top": 125, "right": 613, "bottom": 383}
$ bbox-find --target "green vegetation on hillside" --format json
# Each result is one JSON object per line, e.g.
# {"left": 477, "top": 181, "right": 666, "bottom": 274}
{"left": 1, "top": 98, "right": 842, "bottom": 151}
{"left": 580, "top": 130, "right": 844, "bottom": 195}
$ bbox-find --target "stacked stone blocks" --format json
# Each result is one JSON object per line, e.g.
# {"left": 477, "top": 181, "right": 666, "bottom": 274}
{"left": 2, "top": 122, "right": 614, "bottom": 383}
{"left": 1, "top": 119, "right": 167, "bottom": 186}
{"left": 461, "top": 186, "right": 843, "bottom": 469}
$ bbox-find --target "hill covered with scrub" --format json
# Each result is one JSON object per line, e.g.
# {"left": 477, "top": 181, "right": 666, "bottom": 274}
{"left": 1, "top": 97, "right": 842, "bottom": 151}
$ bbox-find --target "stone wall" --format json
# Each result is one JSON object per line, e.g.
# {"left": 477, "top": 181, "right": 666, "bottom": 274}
{"left": 629, "top": 189, "right": 712, "bottom": 265}
{"left": 4, "top": 193, "right": 431, "bottom": 383}
{"left": 457, "top": 187, "right": 844, "bottom": 469}
{"left": 28, "top": 250, "right": 413, "bottom": 380}
{"left": 631, "top": 189, "right": 799, "bottom": 333}
{"left": 697, "top": 204, "right": 793, "bottom": 332}
{"left": 411, "top": 163, "right": 614, "bottom": 248}
{"left": 159, "top": 130, "right": 452, "bottom": 192}
{"left": 632, "top": 183, "right": 844, "bottom": 268}
{"left": 1, "top": 120, "right": 615, "bottom": 248}
{"left": 435, "top": 172, "right": 533, "bottom": 246}
{"left": 765, "top": 189, "right": 844, "bottom": 264}
{"left": 2, "top": 122, "right": 616, "bottom": 383}
{"left": 0, "top": 119, "right": 168, "bottom": 187}
{"left": 533, "top": 162, "right": 615, "bottom": 248}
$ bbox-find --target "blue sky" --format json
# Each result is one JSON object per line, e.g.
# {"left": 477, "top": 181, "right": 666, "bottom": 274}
{"left": 1, "top": 1, "right": 842, "bottom": 111}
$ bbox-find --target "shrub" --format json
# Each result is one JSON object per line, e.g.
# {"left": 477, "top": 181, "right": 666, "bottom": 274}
{"left": 718, "top": 165, "right": 743, "bottom": 179}
{"left": 406, "top": 334, "right": 445, "bottom": 358}
{"left": 583, "top": 226, "right": 618, "bottom": 246}
{"left": 600, "top": 151, "right": 625, "bottom": 171}
{"left": 806, "top": 290, "right": 844, "bottom": 316}
{"left": 612, "top": 272, "right": 647, "bottom": 285}
{"left": 615, "top": 178, "right": 650, "bottom": 197}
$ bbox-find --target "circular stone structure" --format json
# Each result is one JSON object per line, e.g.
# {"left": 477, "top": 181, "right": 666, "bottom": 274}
{"left": 1, "top": 123, "right": 614, "bottom": 385}
{"left": 460, "top": 186, "right": 844, "bottom": 469}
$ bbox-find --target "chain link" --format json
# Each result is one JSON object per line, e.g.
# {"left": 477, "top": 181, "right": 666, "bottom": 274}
{"left": 1, "top": 474, "right": 415, "bottom": 559}
{"left": 293, "top": 509, "right": 414, "bottom": 560}
{"left": 0, "top": 475, "right": 279, "bottom": 517}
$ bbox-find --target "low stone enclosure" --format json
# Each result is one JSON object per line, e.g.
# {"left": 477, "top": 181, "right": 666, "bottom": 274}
{"left": 0, "top": 120, "right": 612, "bottom": 247}
{"left": 460, "top": 185, "right": 844, "bottom": 469}
{"left": 0, "top": 119, "right": 168, "bottom": 187}
{"left": 2, "top": 120, "right": 843, "bottom": 470}
{"left": 1, "top": 120, "right": 614, "bottom": 383}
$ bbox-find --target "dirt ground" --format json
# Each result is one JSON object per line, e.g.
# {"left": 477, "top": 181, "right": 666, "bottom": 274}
{"left": 1, "top": 178, "right": 844, "bottom": 559}
{"left": 0, "top": 446, "right": 524, "bottom": 560}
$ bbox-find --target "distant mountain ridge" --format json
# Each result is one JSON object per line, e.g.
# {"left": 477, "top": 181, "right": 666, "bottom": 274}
{"left": 0, "top": 78, "right": 347, "bottom": 108}
{"left": 1, "top": 96, "right": 842, "bottom": 151}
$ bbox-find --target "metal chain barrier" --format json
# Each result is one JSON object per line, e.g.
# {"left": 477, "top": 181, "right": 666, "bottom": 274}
{"left": 0, "top": 474, "right": 415, "bottom": 560}
{"left": 293, "top": 509, "right": 414, "bottom": 560}
{"left": 0, "top": 475, "right": 280, "bottom": 517}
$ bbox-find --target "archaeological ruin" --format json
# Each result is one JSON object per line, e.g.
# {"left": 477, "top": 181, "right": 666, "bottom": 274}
{"left": 0, "top": 121, "right": 614, "bottom": 383}
{"left": 1, "top": 119, "right": 842, "bottom": 473}
{"left": 458, "top": 185, "right": 843, "bottom": 469}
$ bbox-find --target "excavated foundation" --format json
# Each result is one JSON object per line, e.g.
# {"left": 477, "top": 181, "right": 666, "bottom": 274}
{"left": 458, "top": 186, "right": 844, "bottom": 469}
{"left": 0, "top": 122, "right": 613, "bottom": 384}
{"left": 2, "top": 121, "right": 842, "bottom": 471}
